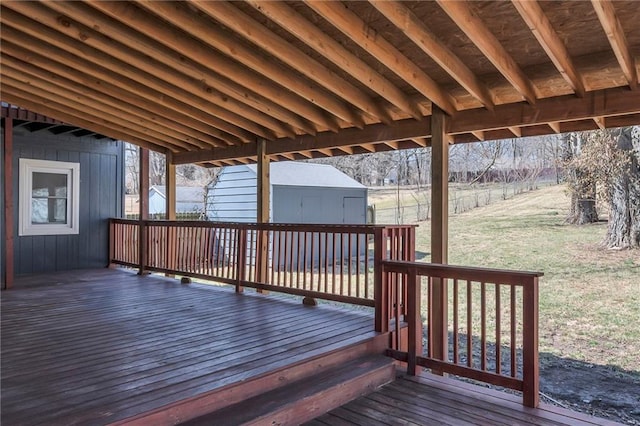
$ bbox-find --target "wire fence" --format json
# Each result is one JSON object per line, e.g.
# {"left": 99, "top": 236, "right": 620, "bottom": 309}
{"left": 372, "top": 180, "right": 558, "bottom": 225}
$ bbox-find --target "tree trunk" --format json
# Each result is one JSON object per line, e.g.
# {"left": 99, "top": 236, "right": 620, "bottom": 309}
{"left": 603, "top": 127, "right": 640, "bottom": 249}
{"left": 563, "top": 133, "right": 599, "bottom": 225}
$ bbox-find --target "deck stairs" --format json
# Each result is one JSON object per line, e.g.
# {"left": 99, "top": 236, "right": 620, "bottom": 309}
{"left": 116, "top": 332, "right": 395, "bottom": 426}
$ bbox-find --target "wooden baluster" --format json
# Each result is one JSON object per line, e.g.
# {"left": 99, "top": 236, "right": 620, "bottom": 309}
{"left": 355, "top": 233, "right": 361, "bottom": 298}
{"left": 236, "top": 228, "right": 246, "bottom": 293}
{"left": 324, "top": 232, "right": 329, "bottom": 293}
{"left": 296, "top": 231, "right": 301, "bottom": 289}
{"left": 511, "top": 285, "right": 517, "bottom": 377}
{"left": 496, "top": 283, "right": 502, "bottom": 374}
{"left": 453, "top": 278, "right": 459, "bottom": 364}
{"left": 481, "top": 281, "right": 487, "bottom": 371}
{"left": 467, "top": 280, "right": 473, "bottom": 368}
{"left": 347, "top": 232, "right": 352, "bottom": 296}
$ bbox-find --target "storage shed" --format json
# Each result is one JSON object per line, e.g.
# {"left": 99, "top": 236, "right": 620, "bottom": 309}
{"left": 148, "top": 185, "right": 205, "bottom": 216}
{"left": 206, "top": 162, "right": 367, "bottom": 224}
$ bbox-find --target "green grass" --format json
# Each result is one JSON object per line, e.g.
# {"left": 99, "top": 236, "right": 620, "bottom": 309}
{"left": 414, "top": 184, "right": 640, "bottom": 371}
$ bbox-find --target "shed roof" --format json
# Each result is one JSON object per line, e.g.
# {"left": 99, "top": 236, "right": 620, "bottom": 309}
{"left": 243, "top": 162, "right": 365, "bottom": 189}
{"left": 150, "top": 185, "right": 204, "bottom": 203}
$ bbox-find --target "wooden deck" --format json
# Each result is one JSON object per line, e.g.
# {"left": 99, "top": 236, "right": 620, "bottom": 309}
{"left": 1, "top": 268, "right": 378, "bottom": 425}
{"left": 308, "top": 373, "right": 621, "bottom": 426}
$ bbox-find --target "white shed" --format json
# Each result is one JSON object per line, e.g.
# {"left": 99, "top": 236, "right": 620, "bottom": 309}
{"left": 149, "top": 185, "right": 205, "bottom": 215}
{"left": 206, "top": 162, "right": 367, "bottom": 224}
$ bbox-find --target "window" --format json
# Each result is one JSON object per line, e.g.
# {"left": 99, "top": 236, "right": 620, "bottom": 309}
{"left": 19, "top": 159, "right": 80, "bottom": 236}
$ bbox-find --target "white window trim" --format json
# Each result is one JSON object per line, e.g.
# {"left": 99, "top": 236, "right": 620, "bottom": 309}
{"left": 19, "top": 158, "right": 80, "bottom": 236}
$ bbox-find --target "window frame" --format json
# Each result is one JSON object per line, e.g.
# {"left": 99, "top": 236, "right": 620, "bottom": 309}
{"left": 19, "top": 158, "right": 80, "bottom": 236}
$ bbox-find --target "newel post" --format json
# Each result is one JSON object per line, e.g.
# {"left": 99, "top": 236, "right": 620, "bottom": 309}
{"left": 374, "top": 227, "right": 388, "bottom": 333}
{"left": 407, "top": 266, "right": 422, "bottom": 375}
{"left": 522, "top": 276, "right": 540, "bottom": 407}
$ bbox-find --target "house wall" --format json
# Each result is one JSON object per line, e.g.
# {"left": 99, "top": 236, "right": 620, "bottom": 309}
{"left": 8, "top": 126, "right": 124, "bottom": 275}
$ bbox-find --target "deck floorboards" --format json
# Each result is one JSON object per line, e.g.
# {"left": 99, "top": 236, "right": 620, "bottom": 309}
{"left": 1, "top": 269, "right": 375, "bottom": 426}
{"left": 310, "top": 373, "right": 621, "bottom": 426}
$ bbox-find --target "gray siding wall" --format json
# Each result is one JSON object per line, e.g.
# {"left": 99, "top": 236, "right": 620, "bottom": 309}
{"left": 272, "top": 186, "right": 367, "bottom": 224}
{"left": 10, "top": 127, "right": 124, "bottom": 275}
{"left": 207, "top": 166, "right": 264, "bottom": 222}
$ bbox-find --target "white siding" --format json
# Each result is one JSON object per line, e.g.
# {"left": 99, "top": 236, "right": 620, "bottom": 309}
{"left": 206, "top": 165, "right": 263, "bottom": 222}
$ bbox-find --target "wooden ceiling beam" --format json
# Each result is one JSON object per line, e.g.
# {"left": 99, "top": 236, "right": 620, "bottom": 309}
{"left": 3, "top": 79, "right": 195, "bottom": 151}
{"left": 2, "top": 66, "right": 210, "bottom": 151}
{"left": 193, "top": 1, "right": 391, "bottom": 124}
{"left": 593, "top": 117, "right": 606, "bottom": 129}
{"left": 79, "top": 3, "right": 313, "bottom": 136}
{"left": 47, "top": 1, "right": 300, "bottom": 139}
{"left": 547, "top": 122, "right": 561, "bottom": 133}
{"left": 591, "top": 0, "right": 638, "bottom": 89}
{"left": 512, "top": 0, "right": 586, "bottom": 97}
{"left": 437, "top": 0, "right": 538, "bottom": 105}
{"left": 316, "top": 148, "right": 334, "bottom": 157}
{"left": 370, "top": 0, "right": 494, "bottom": 110}
{"left": 3, "top": 2, "right": 272, "bottom": 142}
{"left": 173, "top": 86, "right": 640, "bottom": 164}
{"left": 3, "top": 57, "right": 223, "bottom": 149}
{"left": 305, "top": 0, "right": 457, "bottom": 116}
{"left": 2, "top": 90, "right": 172, "bottom": 153}
{"left": 0, "top": 15, "right": 248, "bottom": 146}
{"left": 0, "top": 43, "right": 234, "bottom": 148}
{"left": 86, "top": 3, "right": 335, "bottom": 133}
{"left": 137, "top": 1, "right": 363, "bottom": 128}
{"left": 247, "top": 0, "right": 421, "bottom": 120}
{"left": 449, "top": 87, "right": 640, "bottom": 134}
{"left": 507, "top": 127, "right": 522, "bottom": 137}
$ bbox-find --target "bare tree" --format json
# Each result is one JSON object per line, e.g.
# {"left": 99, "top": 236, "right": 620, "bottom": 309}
{"left": 599, "top": 127, "right": 640, "bottom": 249}
{"left": 563, "top": 133, "right": 599, "bottom": 224}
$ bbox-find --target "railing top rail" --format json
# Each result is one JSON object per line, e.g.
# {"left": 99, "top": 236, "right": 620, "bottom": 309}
{"left": 382, "top": 259, "right": 543, "bottom": 283}
{"left": 109, "top": 218, "right": 416, "bottom": 233}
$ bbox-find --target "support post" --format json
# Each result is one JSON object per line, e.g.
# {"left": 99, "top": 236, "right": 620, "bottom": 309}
{"left": 256, "top": 139, "right": 269, "bottom": 290}
{"left": 165, "top": 152, "right": 176, "bottom": 276}
{"left": 138, "top": 147, "right": 149, "bottom": 275}
{"left": 166, "top": 153, "right": 176, "bottom": 221}
{"left": 430, "top": 106, "right": 449, "bottom": 364}
{"left": 3, "top": 118, "right": 14, "bottom": 290}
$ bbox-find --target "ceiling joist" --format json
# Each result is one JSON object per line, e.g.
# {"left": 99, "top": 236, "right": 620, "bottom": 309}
{"left": 0, "top": 0, "right": 637, "bottom": 164}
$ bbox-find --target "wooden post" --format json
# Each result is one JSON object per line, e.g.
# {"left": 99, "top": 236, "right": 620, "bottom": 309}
{"left": 166, "top": 153, "right": 176, "bottom": 221}
{"left": 3, "top": 118, "right": 14, "bottom": 290}
{"left": 407, "top": 266, "right": 422, "bottom": 375}
{"left": 523, "top": 277, "right": 540, "bottom": 407}
{"left": 256, "top": 139, "right": 269, "bottom": 291}
{"left": 373, "top": 227, "right": 388, "bottom": 333}
{"left": 138, "top": 147, "right": 149, "bottom": 275}
{"left": 430, "top": 106, "right": 449, "bottom": 364}
{"left": 165, "top": 152, "right": 176, "bottom": 276}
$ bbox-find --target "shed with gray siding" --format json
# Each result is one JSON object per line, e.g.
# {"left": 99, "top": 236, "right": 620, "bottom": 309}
{"left": 206, "top": 162, "right": 367, "bottom": 225}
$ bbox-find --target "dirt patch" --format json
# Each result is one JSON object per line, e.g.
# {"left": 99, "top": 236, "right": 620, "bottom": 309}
{"left": 539, "top": 354, "right": 640, "bottom": 425}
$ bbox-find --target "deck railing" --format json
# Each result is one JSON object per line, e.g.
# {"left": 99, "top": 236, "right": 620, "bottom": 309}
{"left": 109, "top": 219, "right": 415, "bottom": 308}
{"left": 109, "top": 219, "right": 541, "bottom": 407}
{"left": 381, "top": 260, "right": 542, "bottom": 407}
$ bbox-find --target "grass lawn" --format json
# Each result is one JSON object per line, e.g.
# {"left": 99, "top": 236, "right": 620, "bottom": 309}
{"left": 413, "top": 184, "right": 640, "bottom": 372}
